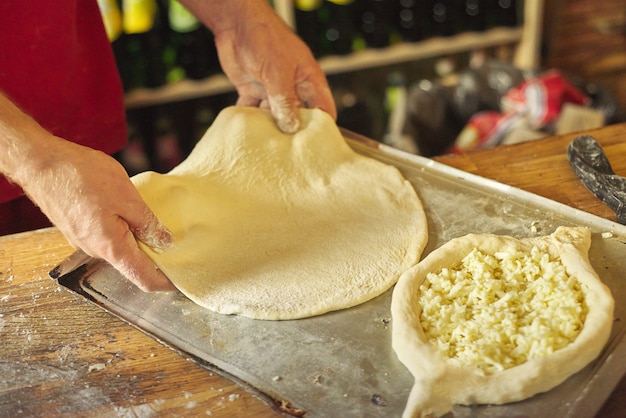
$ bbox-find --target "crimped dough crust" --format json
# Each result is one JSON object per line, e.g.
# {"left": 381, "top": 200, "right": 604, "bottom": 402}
{"left": 391, "top": 227, "right": 614, "bottom": 417}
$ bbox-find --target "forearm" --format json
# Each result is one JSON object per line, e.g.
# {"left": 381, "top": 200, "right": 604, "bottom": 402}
{"left": 178, "top": 0, "right": 281, "bottom": 36}
{"left": 0, "top": 91, "right": 57, "bottom": 187}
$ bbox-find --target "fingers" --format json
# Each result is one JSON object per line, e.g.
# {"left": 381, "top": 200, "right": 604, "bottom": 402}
{"left": 297, "top": 79, "right": 337, "bottom": 121}
{"left": 237, "top": 67, "right": 336, "bottom": 133}
{"left": 268, "top": 94, "right": 301, "bottom": 134}
{"left": 130, "top": 207, "right": 174, "bottom": 252}
{"left": 240, "top": 80, "right": 334, "bottom": 135}
{"left": 120, "top": 199, "right": 176, "bottom": 291}
{"left": 236, "top": 87, "right": 300, "bottom": 133}
{"left": 238, "top": 89, "right": 301, "bottom": 134}
{"left": 251, "top": 66, "right": 302, "bottom": 134}
{"left": 112, "top": 230, "right": 177, "bottom": 292}
{"left": 91, "top": 187, "right": 174, "bottom": 292}
{"left": 236, "top": 95, "right": 261, "bottom": 108}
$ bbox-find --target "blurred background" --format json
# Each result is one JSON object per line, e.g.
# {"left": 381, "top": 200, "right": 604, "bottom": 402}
{"left": 98, "top": 0, "right": 626, "bottom": 174}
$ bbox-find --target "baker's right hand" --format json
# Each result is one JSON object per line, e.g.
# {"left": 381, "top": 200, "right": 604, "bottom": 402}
{"left": 181, "top": 0, "right": 337, "bottom": 134}
{"left": 19, "top": 136, "right": 176, "bottom": 292}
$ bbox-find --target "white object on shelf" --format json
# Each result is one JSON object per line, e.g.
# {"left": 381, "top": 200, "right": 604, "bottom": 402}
{"left": 513, "top": 0, "right": 543, "bottom": 70}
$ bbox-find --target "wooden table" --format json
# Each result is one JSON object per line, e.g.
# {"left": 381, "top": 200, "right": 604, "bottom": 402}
{"left": 1, "top": 124, "right": 625, "bottom": 417}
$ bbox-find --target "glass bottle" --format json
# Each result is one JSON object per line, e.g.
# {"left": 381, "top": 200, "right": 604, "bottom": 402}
{"left": 294, "top": 0, "right": 325, "bottom": 57}
{"left": 122, "top": 0, "right": 167, "bottom": 88}
{"left": 323, "top": 0, "right": 357, "bottom": 55}
{"left": 358, "top": 0, "right": 393, "bottom": 48}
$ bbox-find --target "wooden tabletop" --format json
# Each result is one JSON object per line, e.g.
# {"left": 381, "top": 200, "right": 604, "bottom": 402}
{"left": 1, "top": 124, "right": 625, "bottom": 417}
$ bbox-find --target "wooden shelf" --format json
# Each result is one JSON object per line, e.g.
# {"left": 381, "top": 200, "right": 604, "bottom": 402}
{"left": 124, "top": 27, "right": 523, "bottom": 108}
{"left": 124, "top": 0, "right": 542, "bottom": 108}
{"left": 319, "top": 27, "right": 523, "bottom": 74}
{"left": 124, "top": 75, "right": 233, "bottom": 108}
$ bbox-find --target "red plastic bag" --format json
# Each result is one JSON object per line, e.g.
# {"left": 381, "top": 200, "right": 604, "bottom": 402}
{"left": 448, "top": 70, "right": 590, "bottom": 153}
{"left": 501, "top": 69, "right": 590, "bottom": 129}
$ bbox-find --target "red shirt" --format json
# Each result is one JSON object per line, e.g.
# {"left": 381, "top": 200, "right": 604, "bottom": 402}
{"left": 0, "top": 1, "right": 128, "bottom": 203}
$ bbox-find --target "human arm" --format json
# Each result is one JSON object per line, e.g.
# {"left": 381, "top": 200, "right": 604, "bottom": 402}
{"left": 0, "top": 91, "right": 174, "bottom": 291}
{"left": 179, "top": 0, "right": 337, "bottom": 133}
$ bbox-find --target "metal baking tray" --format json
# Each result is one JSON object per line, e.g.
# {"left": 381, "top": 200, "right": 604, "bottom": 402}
{"left": 51, "top": 131, "right": 626, "bottom": 417}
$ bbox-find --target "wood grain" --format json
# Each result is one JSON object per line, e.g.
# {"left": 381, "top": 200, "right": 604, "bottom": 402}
{"left": 2, "top": 124, "right": 626, "bottom": 417}
{"left": 0, "top": 229, "right": 282, "bottom": 418}
{"left": 435, "top": 125, "right": 626, "bottom": 221}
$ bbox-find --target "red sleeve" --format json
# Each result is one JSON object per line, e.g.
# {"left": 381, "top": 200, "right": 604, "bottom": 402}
{"left": 0, "top": 0, "right": 128, "bottom": 203}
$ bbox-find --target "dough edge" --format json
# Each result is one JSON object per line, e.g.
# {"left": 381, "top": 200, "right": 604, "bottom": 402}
{"left": 391, "top": 226, "right": 615, "bottom": 417}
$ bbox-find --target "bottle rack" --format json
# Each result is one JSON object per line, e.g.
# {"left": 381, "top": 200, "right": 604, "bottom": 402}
{"left": 124, "top": 0, "right": 543, "bottom": 109}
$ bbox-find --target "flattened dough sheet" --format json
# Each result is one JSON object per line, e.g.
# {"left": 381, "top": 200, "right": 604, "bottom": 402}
{"left": 132, "top": 107, "right": 428, "bottom": 320}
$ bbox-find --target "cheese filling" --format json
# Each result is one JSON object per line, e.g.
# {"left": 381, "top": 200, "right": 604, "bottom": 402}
{"left": 418, "top": 246, "right": 588, "bottom": 373}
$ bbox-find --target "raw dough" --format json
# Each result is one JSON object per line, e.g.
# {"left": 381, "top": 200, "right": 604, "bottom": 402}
{"left": 132, "top": 106, "right": 428, "bottom": 320}
{"left": 391, "top": 226, "right": 614, "bottom": 417}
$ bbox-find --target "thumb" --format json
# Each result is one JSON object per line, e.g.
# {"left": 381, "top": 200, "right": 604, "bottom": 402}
{"left": 268, "top": 90, "right": 302, "bottom": 134}
{"left": 129, "top": 207, "right": 174, "bottom": 252}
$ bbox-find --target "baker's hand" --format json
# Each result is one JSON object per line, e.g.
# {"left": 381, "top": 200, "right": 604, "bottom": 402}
{"left": 20, "top": 137, "right": 175, "bottom": 292}
{"left": 190, "top": 0, "right": 337, "bottom": 134}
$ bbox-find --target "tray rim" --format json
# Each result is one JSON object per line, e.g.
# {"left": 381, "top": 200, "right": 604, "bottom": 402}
{"left": 341, "top": 127, "right": 626, "bottom": 236}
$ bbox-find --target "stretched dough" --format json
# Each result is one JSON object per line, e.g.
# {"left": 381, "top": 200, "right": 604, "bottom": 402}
{"left": 391, "top": 227, "right": 614, "bottom": 417}
{"left": 132, "top": 106, "right": 428, "bottom": 320}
